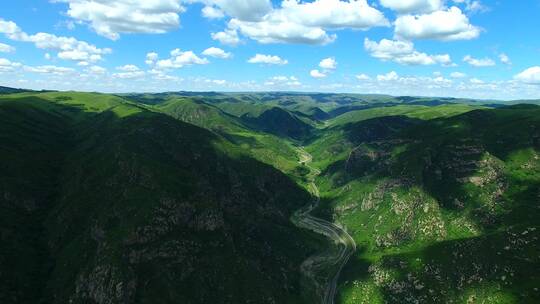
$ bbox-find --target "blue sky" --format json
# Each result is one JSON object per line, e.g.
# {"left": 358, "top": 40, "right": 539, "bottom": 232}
{"left": 1, "top": 0, "right": 540, "bottom": 100}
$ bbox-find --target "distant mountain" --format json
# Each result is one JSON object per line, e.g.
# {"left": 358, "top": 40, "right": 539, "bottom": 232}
{"left": 1, "top": 90, "right": 538, "bottom": 304}
{"left": 242, "top": 107, "right": 313, "bottom": 140}
{"left": 0, "top": 86, "right": 32, "bottom": 94}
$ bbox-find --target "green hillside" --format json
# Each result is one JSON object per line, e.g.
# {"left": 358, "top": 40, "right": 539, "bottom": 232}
{"left": 1, "top": 89, "right": 538, "bottom": 304}
{"left": 308, "top": 106, "right": 540, "bottom": 303}
{"left": 0, "top": 92, "right": 324, "bottom": 304}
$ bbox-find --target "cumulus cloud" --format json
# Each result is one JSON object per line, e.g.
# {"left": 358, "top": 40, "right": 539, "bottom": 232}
{"left": 319, "top": 57, "right": 337, "bottom": 70}
{"left": 207, "top": 0, "right": 272, "bottom": 22}
{"left": 394, "top": 7, "right": 481, "bottom": 41}
{"left": 469, "top": 78, "right": 484, "bottom": 84}
{"left": 356, "top": 73, "right": 371, "bottom": 80}
{"left": 499, "top": 53, "right": 511, "bottom": 65}
{"left": 463, "top": 55, "right": 495, "bottom": 67}
{"left": 145, "top": 52, "right": 159, "bottom": 65}
{"left": 453, "top": 0, "right": 487, "bottom": 13}
{"left": 0, "top": 18, "right": 110, "bottom": 64}
{"left": 247, "top": 54, "right": 288, "bottom": 65}
{"left": 364, "top": 38, "right": 452, "bottom": 66}
{"left": 201, "top": 6, "right": 225, "bottom": 19}
{"left": 211, "top": 29, "right": 241, "bottom": 46}
{"left": 24, "top": 65, "right": 76, "bottom": 75}
{"left": 0, "top": 57, "right": 22, "bottom": 72}
{"left": 450, "top": 72, "right": 467, "bottom": 78}
{"left": 202, "top": 47, "right": 232, "bottom": 59}
{"left": 87, "top": 65, "right": 107, "bottom": 74}
{"left": 310, "top": 69, "right": 327, "bottom": 78}
{"left": 116, "top": 64, "right": 141, "bottom": 72}
{"left": 224, "top": 0, "right": 388, "bottom": 45}
{"left": 53, "top": 0, "right": 185, "bottom": 40}
{"left": 380, "top": 0, "right": 442, "bottom": 14}
{"left": 113, "top": 70, "right": 145, "bottom": 79}
{"left": 377, "top": 71, "right": 399, "bottom": 81}
{"left": 514, "top": 66, "right": 540, "bottom": 84}
{"left": 264, "top": 75, "right": 301, "bottom": 87}
{"left": 0, "top": 42, "right": 14, "bottom": 53}
{"left": 155, "top": 49, "right": 209, "bottom": 69}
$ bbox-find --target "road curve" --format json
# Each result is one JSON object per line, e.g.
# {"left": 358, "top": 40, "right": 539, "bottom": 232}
{"left": 291, "top": 147, "right": 357, "bottom": 304}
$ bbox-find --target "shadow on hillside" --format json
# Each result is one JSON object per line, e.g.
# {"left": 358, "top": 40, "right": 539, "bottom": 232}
{"left": 0, "top": 95, "right": 327, "bottom": 304}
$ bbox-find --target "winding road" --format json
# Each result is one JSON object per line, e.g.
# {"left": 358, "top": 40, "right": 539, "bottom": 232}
{"left": 291, "top": 147, "right": 357, "bottom": 304}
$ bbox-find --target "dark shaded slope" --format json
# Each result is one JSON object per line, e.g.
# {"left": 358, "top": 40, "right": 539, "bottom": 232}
{"left": 0, "top": 97, "right": 76, "bottom": 303}
{"left": 0, "top": 95, "right": 319, "bottom": 304}
{"left": 242, "top": 107, "right": 313, "bottom": 140}
{"left": 0, "top": 86, "right": 32, "bottom": 94}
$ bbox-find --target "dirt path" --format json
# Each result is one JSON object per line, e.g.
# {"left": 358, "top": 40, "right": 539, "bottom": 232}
{"left": 292, "top": 147, "right": 356, "bottom": 304}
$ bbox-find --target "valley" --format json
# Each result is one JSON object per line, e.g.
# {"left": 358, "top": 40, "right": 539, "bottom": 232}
{"left": 1, "top": 89, "right": 539, "bottom": 304}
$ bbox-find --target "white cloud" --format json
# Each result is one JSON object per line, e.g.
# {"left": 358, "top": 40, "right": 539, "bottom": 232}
{"left": 53, "top": 0, "right": 185, "bottom": 40}
{"left": 44, "top": 53, "right": 51, "bottom": 60}
{"left": 310, "top": 69, "right": 327, "bottom": 78}
{"left": 499, "top": 53, "right": 511, "bottom": 65}
{"left": 356, "top": 73, "right": 371, "bottom": 80}
{"left": 264, "top": 75, "right": 301, "bottom": 86}
{"left": 364, "top": 38, "right": 452, "bottom": 66}
{"left": 201, "top": 6, "right": 225, "bottom": 19}
{"left": 112, "top": 70, "right": 145, "bottom": 79}
{"left": 450, "top": 71, "right": 467, "bottom": 78}
{"left": 463, "top": 55, "right": 495, "bottom": 67}
{"left": 202, "top": 47, "right": 232, "bottom": 59}
{"left": 155, "top": 49, "right": 209, "bottom": 69}
{"left": 377, "top": 71, "right": 399, "bottom": 81}
{"left": 514, "top": 66, "right": 540, "bottom": 84}
{"left": 225, "top": 0, "right": 388, "bottom": 45}
{"left": 394, "top": 7, "right": 481, "bottom": 41}
{"left": 0, "top": 57, "right": 22, "bottom": 72}
{"left": 145, "top": 52, "right": 159, "bottom": 65}
{"left": 24, "top": 65, "right": 75, "bottom": 75}
{"left": 319, "top": 57, "right": 337, "bottom": 70}
{"left": 470, "top": 78, "right": 484, "bottom": 84}
{"left": 0, "top": 18, "right": 110, "bottom": 64}
{"left": 208, "top": 0, "right": 272, "bottom": 21}
{"left": 453, "top": 0, "right": 487, "bottom": 13}
{"left": 228, "top": 18, "right": 336, "bottom": 45}
{"left": 211, "top": 29, "right": 241, "bottom": 46}
{"left": 380, "top": 0, "right": 442, "bottom": 14}
{"left": 88, "top": 65, "right": 107, "bottom": 74}
{"left": 116, "top": 64, "right": 140, "bottom": 72}
{"left": 247, "top": 54, "right": 288, "bottom": 65}
{"left": 0, "top": 42, "right": 14, "bottom": 53}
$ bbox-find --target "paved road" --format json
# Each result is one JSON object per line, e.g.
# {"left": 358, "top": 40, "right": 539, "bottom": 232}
{"left": 292, "top": 147, "right": 356, "bottom": 304}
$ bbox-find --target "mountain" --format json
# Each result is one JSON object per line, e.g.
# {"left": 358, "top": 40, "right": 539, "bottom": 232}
{"left": 1, "top": 90, "right": 538, "bottom": 304}
{"left": 242, "top": 107, "right": 313, "bottom": 140}
{"left": 0, "top": 86, "right": 32, "bottom": 94}
{"left": 308, "top": 105, "right": 540, "bottom": 303}
{"left": 0, "top": 92, "right": 323, "bottom": 304}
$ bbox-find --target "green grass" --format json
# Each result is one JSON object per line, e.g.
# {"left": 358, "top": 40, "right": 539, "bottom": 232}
{"left": 0, "top": 92, "right": 324, "bottom": 304}
{"left": 1, "top": 90, "right": 538, "bottom": 304}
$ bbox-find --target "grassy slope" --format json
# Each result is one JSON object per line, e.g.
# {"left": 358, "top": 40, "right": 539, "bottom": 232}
{"left": 2, "top": 89, "right": 538, "bottom": 304}
{"left": 155, "top": 97, "right": 306, "bottom": 177}
{"left": 307, "top": 104, "right": 481, "bottom": 170}
{"left": 0, "top": 92, "right": 323, "bottom": 304}
{"left": 308, "top": 105, "right": 540, "bottom": 303}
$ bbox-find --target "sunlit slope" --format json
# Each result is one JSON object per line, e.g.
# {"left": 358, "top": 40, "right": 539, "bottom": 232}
{"left": 307, "top": 105, "right": 540, "bottom": 303}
